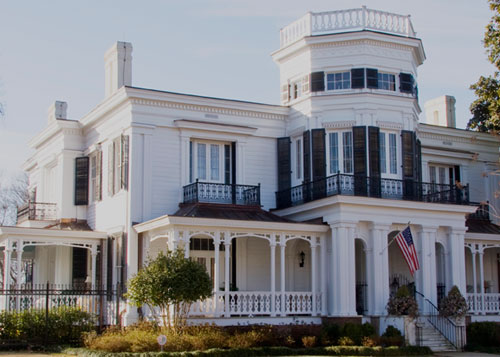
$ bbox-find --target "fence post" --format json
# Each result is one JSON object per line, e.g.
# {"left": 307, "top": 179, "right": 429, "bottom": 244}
{"left": 116, "top": 284, "right": 121, "bottom": 327}
{"left": 45, "top": 281, "right": 49, "bottom": 341}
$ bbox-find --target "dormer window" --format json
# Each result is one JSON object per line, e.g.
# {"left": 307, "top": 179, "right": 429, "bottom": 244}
{"left": 326, "top": 72, "right": 351, "bottom": 90}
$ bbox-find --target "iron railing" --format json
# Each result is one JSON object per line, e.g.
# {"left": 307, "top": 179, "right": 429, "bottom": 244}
{"left": 0, "top": 283, "right": 124, "bottom": 327}
{"left": 415, "top": 291, "right": 466, "bottom": 350}
{"left": 276, "top": 173, "right": 469, "bottom": 209}
{"left": 183, "top": 180, "right": 261, "bottom": 206}
{"left": 16, "top": 202, "right": 57, "bottom": 223}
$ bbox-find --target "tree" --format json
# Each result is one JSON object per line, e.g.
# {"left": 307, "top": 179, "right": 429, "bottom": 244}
{"left": 468, "top": 0, "right": 500, "bottom": 132}
{"left": 126, "top": 249, "right": 212, "bottom": 329}
{"left": 0, "top": 171, "right": 28, "bottom": 226}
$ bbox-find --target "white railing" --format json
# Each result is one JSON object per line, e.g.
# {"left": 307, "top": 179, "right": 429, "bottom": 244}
{"left": 280, "top": 7, "right": 416, "bottom": 48}
{"left": 467, "top": 293, "right": 500, "bottom": 314}
{"left": 188, "top": 291, "right": 320, "bottom": 317}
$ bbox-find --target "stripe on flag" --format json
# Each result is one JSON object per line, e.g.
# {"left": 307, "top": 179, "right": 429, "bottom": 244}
{"left": 395, "top": 226, "right": 420, "bottom": 276}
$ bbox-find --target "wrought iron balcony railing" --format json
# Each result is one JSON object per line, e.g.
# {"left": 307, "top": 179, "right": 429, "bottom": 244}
{"left": 275, "top": 173, "right": 469, "bottom": 210}
{"left": 16, "top": 201, "right": 58, "bottom": 223}
{"left": 183, "top": 181, "right": 261, "bottom": 206}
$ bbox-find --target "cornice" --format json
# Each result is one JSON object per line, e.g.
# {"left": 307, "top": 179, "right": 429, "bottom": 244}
{"left": 130, "top": 98, "right": 287, "bottom": 121}
{"left": 322, "top": 120, "right": 356, "bottom": 129}
{"left": 377, "top": 120, "right": 403, "bottom": 130}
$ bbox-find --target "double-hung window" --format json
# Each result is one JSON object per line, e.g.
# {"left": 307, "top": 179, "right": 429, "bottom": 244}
{"left": 190, "top": 140, "right": 230, "bottom": 183}
{"left": 328, "top": 131, "right": 353, "bottom": 174}
{"left": 378, "top": 73, "right": 396, "bottom": 91}
{"left": 327, "top": 72, "right": 351, "bottom": 90}
{"left": 379, "top": 132, "right": 398, "bottom": 175}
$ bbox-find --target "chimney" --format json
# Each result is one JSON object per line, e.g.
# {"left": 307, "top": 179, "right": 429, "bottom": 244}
{"left": 424, "top": 95, "right": 456, "bottom": 128}
{"left": 104, "top": 41, "right": 133, "bottom": 98}
{"left": 47, "top": 101, "right": 67, "bottom": 124}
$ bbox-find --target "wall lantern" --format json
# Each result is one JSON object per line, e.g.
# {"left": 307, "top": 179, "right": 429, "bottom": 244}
{"left": 299, "top": 251, "right": 305, "bottom": 268}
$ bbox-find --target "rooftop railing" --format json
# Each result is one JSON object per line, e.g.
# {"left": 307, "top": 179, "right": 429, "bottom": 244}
{"left": 16, "top": 202, "right": 58, "bottom": 223}
{"left": 183, "top": 181, "right": 261, "bottom": 206}
{"left": 275, "top": 173, "right": 469, "bottom": 210}
{"left": 280, "top": 6, "right": 416, "bottom": 48}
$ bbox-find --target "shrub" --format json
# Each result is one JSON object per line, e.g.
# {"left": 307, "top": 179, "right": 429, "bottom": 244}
{"left": 301, "top": 336, "right": 317, "bottom": 348}
{"left": 362, "top": 336, "right": 377, "bottom": 347}
{"left": 379, "top": 325, "right": 404, "bottom": 347}
{"left": 386, "top": 286, "right": 418, "bottom": 318}
{"left": 337, "top": 336, "right": 355, "bottom": 346}
{"left": 321, "top": 323, "right": 341, "bottom": 345}
{"left": 466, "top": 322, "right": 500, "bottom": 350}
{"left": 439, "top": 286, "right": 468, "bottom": 318}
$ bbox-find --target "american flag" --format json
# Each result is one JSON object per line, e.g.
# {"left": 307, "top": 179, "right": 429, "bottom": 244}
{"left": 395, "top": 226, "right": 420, "bottom": 276}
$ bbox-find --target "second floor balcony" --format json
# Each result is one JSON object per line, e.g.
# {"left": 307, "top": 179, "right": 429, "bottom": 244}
{"left": 276, "top": 173, "right": 469, "bottom": 210}
{"left": 17, "top": 202, "right": 58, "bottom": 224}
{"left": 183, "top": 181, "right": 261, "bottom": 206}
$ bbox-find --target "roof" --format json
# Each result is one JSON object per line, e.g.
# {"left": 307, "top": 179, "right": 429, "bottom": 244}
{"left": 466, "top": 218, "right": 500, "bottom": 234}
{"left": 173, "top": 203, "right": 295, "bottom": 223}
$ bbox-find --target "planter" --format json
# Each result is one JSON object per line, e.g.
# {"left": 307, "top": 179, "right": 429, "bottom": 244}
{"left": 380, "top": 315, "right": 417, "bottom": 345}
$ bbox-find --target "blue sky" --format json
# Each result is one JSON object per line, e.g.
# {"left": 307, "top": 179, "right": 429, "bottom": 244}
{"left": 0, "top": 0, "right": 494, "bottom": 173}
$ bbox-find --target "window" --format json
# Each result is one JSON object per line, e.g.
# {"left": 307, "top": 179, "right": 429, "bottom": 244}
{"left": 343, "top": 132, "right": 353, "bottom": 173}
{"left": 108, "top": 135, "right": 129, "bottom": 196}
{"left": 379, "top": 132, "right": 398, "bottom": 176}
{"left": 378, "top": 73, "right": 395, "bottom": 91}
{"left": 429, "top": 164, "right": 458, "bottom": 185}
{"left": 190, "top": 140, "right": 230, "bottom": 183}
{"left": 296, "top": 139, "right": 302, "bottom": 179}
{"left": 89, "top": 151, "right": 102, "bottom": 202}
{"left": 327, "top": 72, "right": 351, "bottom": 90}
{"left": 329, "top": 133, "right": 339, "bottom": 174}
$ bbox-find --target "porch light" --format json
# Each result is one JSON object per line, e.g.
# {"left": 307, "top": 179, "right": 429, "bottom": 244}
{"left": 299, "top": 251, "right": 305, "bottom": 268}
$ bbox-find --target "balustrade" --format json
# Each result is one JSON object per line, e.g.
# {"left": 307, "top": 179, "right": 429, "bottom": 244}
{"left": 183, "top": 181, "right": 260, "bottom": 206}
{"left": 467, "top": 293, "right": 500, "bottom": 314}
{"left": 280, "top": 7, "right": 415, "bottom": 47}
{"left": 16, "top": 202, "right": 58, "bottom": 223}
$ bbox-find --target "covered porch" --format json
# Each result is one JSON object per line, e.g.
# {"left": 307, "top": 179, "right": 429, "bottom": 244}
{"left": 133, "top": 204, "right": 329, "bottom": 319}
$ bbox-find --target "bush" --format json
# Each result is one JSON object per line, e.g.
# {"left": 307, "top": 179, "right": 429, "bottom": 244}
{"left": 301, "top": 336, "right": 317, "bottom": 348}
{"left": 439, "top": 286, "right": 468, "bottom": 318}
{"left": 379, "top": 325, "right": 403, "bottom": 347}
{"left": 466, "top": 322, "right": 500, "bottom": 350}
{"left": 0, "top": 307, "right": 95, "bottom": 345}
{"left": 386, "top": 286, "right": 418, "bottom": 318}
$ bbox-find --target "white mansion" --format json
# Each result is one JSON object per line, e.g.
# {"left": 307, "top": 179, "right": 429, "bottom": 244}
{"left": 1, "top": 6, "right": 499, "bottom": 346}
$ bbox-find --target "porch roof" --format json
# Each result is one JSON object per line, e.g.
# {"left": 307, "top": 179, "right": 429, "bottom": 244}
{"left": 466, "top": 218, "right": 500, "bottom": 235}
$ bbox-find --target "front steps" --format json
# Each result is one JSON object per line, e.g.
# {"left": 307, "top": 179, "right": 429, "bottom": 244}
{"left": 417, "top": 318, "right": 457, "bottom": 352}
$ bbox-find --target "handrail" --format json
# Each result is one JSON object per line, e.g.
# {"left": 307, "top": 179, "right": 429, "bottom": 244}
{"left": 183, "top": 181, "right": 261, "bottom": 206}
{"left": 414, "top": 291, "right": 466, "bottom": 350}
{"left": 275, "top": 173, "right": 469, "bottom": 209}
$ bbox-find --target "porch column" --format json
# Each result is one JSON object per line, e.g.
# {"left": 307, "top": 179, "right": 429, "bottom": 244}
{"left": 224, "top": 234, "right": 231, "bottom": 318}
{"left": 417, "top": 227, "right": 437, "bottom": 313}
{"left": 214, "top": 232, "right": 220, "bottom": 317}
{"left": 270, "top": 236, "right": 276, "bottom": 317}
{"left": 91, "top": 246, "right": 98, "bottom": 288}
{"left": 311, "top": 240, "right": 317, "bottom": 316}
{"left": 448, "top": 228, "right": 467, "bottom": 294}
{"left": 471, "top": 248, "right": 478, "bottom": 312}
{"left": 479, "top": 246, "right": 485, "bottom": 315}
{"left": 15, "top": 241, "right": 23, "bottom": 287}
{"left": 279, "top": 240, "right": 286, "bottom": 316}
{"left": 368, "top": 224, "right": 390, "bottom": 316}
{"left": 184, "top": 237, "right": 190, "bottom": 259}
{"left": 3, "top": 242, "right": 12, "bottom": 290}
{"left": 320, "top": 235, "right": 327, "bottom": 315}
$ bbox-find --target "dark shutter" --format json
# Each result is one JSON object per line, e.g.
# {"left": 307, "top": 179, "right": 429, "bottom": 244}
{"left": 231, "top": 142, "right": 236, "bottom": 184}
{"left": 353, "top": 126, "right": 367, "bottom": 196}
{"left": 311, "top": 129, "right": 326, "bottom": 200}
{"left": 416, "top": 139, "right": 422, "bottom": 182}
{"left": 121, "top": 233, "right": 127, "bottom": 287}
{"left": 224, "top": 144, "right": 231, "bottom": 184}
{"left": 368, "top": 126, "right": 381, "bottom": 197}
{"left": 399, "top": 73, "right": 414, "bottom": 94}
{"left": 351, "top": 68, "right": 365, "bottom": 89}
{"left": 277, "top": 137, "right": 291, "bottom": 208}
{"left": 121, "top": 135, "right": 129, "bottom": 190}
{"left": 108, "top": 143, "right": 114, "bottom": 196}
{"left": 366, "top": 68, "right": 378, "bottom": 89}
{"left": 303, "top": 131, "right": 311, "bottom": 183}
{"left": 75, "top": 156, "right": 89, "bottom": 206}
{"left": 106, "top": 237, "right": 113, "bottom": 296}
{"left": 454, "top": 165, "right": 461, "bottom": 183}
{"left": 311, "top": 72, "right": 325, "bottom": 92}
{"left": 401, "top": 130, "right": 416, "bottom": 199}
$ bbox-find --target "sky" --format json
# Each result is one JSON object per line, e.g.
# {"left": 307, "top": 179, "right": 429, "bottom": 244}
{"left": 0, "top": 0, "right": 495, "bottom": 173}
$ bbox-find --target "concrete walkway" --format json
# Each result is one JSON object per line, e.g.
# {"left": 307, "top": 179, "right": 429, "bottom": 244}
{"left": 435, "top": 353, "right": 497, "bottom": 357}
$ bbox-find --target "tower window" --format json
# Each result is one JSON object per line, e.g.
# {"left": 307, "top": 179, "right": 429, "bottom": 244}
{"left": 378, "top": 73, "right": 396, "bottom": 91}
{"left": 327, "top": 72, "right": 351, "bottom": 90}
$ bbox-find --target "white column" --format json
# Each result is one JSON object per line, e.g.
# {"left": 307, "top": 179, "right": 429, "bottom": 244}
{"left": 329, "top": 222, "right": 357, "bottom": 316}
{"left": 270, "top": 240, "right": 276, "bottom": 317}
{"left": 91, "top": 246, "right": 98, "bottom": 288}
{"left": 3, "top": 243, "right": 12, "bottom": 290}
{"left": 15, "top": 241, "right": 23, "bottom": 287}
{"left": 224, "top": 235, "right": 231, "bottom": 318}
{"left": 417, "top": 227, "right": 437, "bottom": 312}
{"left": 368, "top": 224, "right": 390, "bottom": 316}
{"left": 448, "top": 228, "right": 467, "bottom": 294}
{"left": 479, "top": 247, "right": 485, "bottom": 315}
{"left": 311, "top": 242, "right": 317, "bottom": 316}
{"left": 471, "top": 249, "right": 477, "bottom": 312}
{"left": 320, "top": 235, "right": 327, "bottom": 315}
{"left": 184, "top": 238, "right": 190, "bottom": 259}
{"left": 280, "top": 242, "right": 286, "bottom": 316}
{"left": 214, "top": 232, "right": 220, "bottom": 317}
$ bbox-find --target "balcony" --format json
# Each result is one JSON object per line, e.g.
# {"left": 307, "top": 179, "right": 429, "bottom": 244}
{"left": 275, "top": 174, "right": 469, "bottom": 210}
{"left": 17, "top": 202, "right": 58, "bottom": 223}
{"left": 183, "top": 181, "right": 261, "bottom": 206}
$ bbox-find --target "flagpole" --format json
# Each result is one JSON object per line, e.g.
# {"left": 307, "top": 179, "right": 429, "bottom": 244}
{"left": 379, "top": 222, "right": 411, "bottom": 255}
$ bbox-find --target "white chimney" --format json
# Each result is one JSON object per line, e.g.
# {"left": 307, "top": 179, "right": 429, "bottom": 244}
{"left": 424, "top": 95, "right": 456, "bottom": 128}
{"left": 47, "top": 101, "right": 67, "bottom": 124}
{"left": 104, "top": 41, "right": 133, "bottom": 98}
